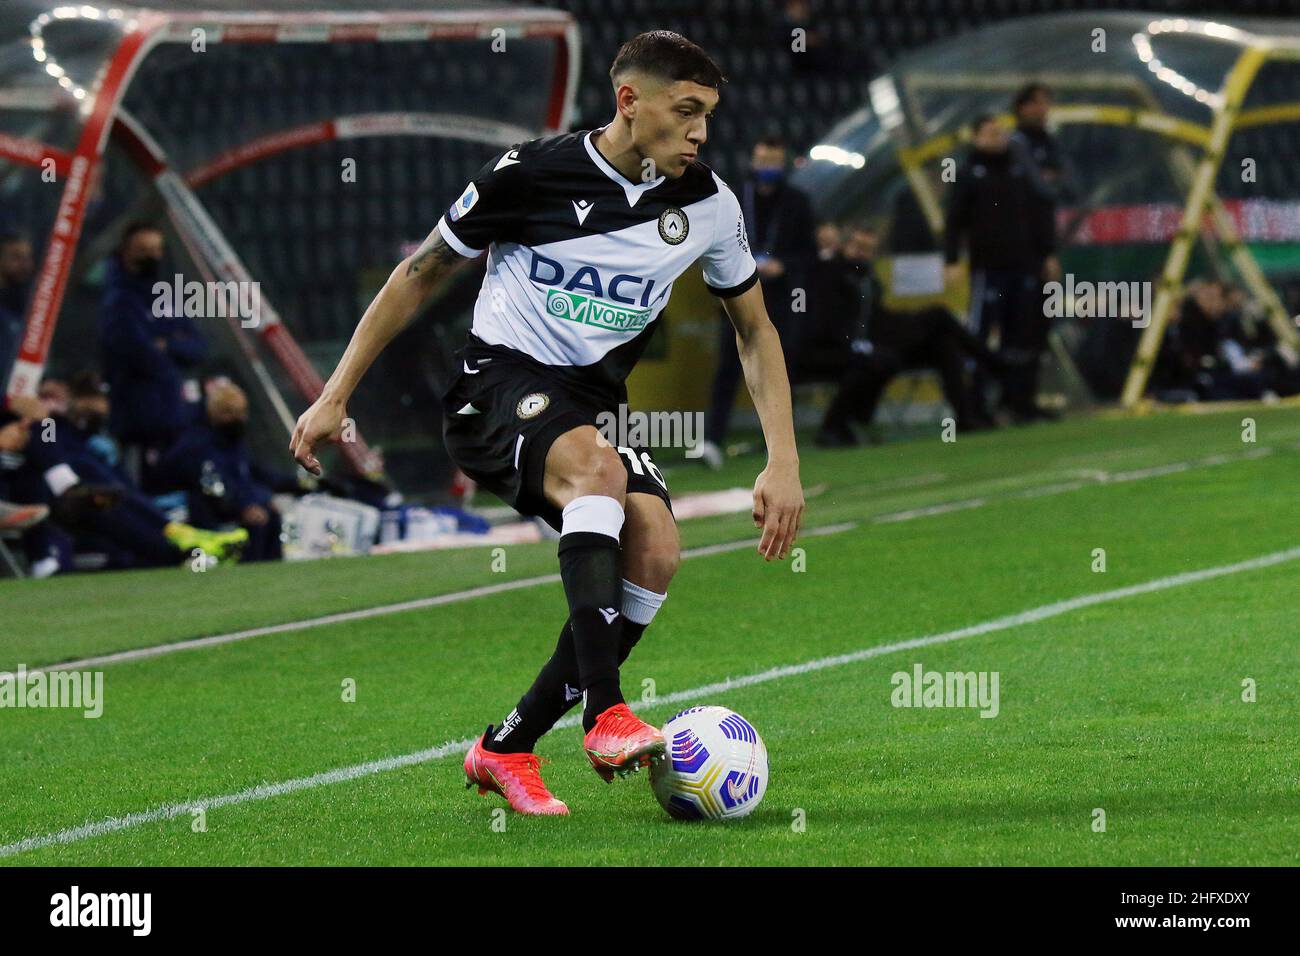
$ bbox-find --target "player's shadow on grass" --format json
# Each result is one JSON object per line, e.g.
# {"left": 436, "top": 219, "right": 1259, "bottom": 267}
{"left": 640, "top": 805, "right": 791, "bottom": 829}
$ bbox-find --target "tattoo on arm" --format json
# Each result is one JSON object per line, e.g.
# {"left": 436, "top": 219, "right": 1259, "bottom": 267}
{"left": 405, "top": 228, "right": 461, "bottom": 278}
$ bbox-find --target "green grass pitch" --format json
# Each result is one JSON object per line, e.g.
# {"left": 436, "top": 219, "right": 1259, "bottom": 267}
{"left": 2, "top": 406, "right": 1298, "bottom": 865}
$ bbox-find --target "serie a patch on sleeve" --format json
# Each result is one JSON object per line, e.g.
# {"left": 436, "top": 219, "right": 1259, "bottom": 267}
{"left": 449, "top": 182, "right": 479, "bottom": 222}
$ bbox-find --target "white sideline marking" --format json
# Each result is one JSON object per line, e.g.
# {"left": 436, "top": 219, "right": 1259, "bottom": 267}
{"left": 3, "top": 444, "right": 1278, "bottom": 681}
{"left": 871, "top": 447, "right": 1273, "bottom": 525}
{"left": 2, "top": 522, "right": 858, "bottom": 680}
{"left": 874, "top": 498, "right": 987, "bottom": 524}
{"left": 4, "top": 543, "right": 1298, "bottom": 859}
{"left": 0, "top": 735, "right": 480, "bottom": 860}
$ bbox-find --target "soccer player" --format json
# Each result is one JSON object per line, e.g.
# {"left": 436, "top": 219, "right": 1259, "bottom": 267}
{"left": 290, "top": 31, "right": 804, "bottom": 815}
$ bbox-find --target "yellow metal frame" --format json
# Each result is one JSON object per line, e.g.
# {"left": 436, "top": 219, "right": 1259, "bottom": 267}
{"left": 1121, "top": 46, "right": 1300, "bottom": 404}
{"left": 889, "top": 60, "right": 1300, "bottom": 407}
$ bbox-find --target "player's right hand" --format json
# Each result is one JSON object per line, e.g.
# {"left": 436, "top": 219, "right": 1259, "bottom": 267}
{"left": 289, "top": 396, "right": 347, "bottom": 476}
{"left": 752, "top": 461, "right": 804, "bottom": 562}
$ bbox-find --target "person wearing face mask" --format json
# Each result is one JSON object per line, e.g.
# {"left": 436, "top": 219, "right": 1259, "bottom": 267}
{"left": 59, "top": 371, "right": 129, "bottom": 482}
{"left": 157, "top": 380, "right": 302, "bottom": 562}
{"left": 99, "top": 222, "right": 209, "bottom": 486}
{"left": 1, "top": 383, "right": 248, "bottom": 574}
{"left": 700, "top": 135, "right": 815, "bottom": 468}
{"left": 23, "top": 375, "right": 122, "bottom": 485}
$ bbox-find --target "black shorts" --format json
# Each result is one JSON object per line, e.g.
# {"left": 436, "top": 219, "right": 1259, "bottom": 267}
{"left": 440, "top": 337, "right": 674, "bottom": 533}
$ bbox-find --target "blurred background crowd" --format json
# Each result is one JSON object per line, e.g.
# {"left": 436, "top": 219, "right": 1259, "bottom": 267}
{"left": 1, "top": 223, "right": 395, "bottom": 576}
{"left": 5, "top": 0, "right": 1298, "bottom": 577}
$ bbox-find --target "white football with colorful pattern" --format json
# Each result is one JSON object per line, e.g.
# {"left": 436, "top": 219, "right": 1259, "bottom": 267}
{"left": 651, "top": 706, "right": 768, "bottom": 820}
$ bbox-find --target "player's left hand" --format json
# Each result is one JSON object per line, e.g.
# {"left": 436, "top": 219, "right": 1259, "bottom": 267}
{"left": 752, "top": 461, "right": 804, "bottom": 561}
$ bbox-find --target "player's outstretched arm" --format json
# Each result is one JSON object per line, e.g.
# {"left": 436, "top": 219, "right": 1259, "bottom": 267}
{"left": 289, "top": 227, "right": 466, "bottom": 474}
{"left": 721, "top": 282, "right": 805, "bottom": 562}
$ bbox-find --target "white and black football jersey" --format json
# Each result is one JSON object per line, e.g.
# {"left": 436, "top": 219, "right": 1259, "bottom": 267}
{"left": 436, "top": 128, "right": 758, "bottom": 395}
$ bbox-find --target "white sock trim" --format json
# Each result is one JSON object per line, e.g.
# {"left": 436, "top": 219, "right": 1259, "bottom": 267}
{"left": 621, "top": 577, "right": 667, "bottom": 626}
{"left": 560, "top": 495, "right": 625, "bottom": 540}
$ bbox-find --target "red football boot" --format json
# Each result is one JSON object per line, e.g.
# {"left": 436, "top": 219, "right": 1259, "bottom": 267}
{"left": 583, "top": 703, "right": 666, "bottom": 782}
{"left": 463, "top": 736, "right": 568, "bottom": 816}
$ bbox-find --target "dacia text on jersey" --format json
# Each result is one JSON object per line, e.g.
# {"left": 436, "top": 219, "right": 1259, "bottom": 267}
{"left": 530, "top": 253, "right": 670, "bottom": 333}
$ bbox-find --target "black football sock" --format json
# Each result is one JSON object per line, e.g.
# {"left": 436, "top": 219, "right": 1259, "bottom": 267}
{"left": 619, "top": 620, "right": 648, "bottom": 664}
{"left": 565, "top": 579, "right": 664, "bottom": 721}
{"left": 495, "top": 572, "right": 672, "bottom": 751}
{"left": 487, "top": 613, "right": 655, "bottom": 754}
{"left": 556, "top": 495, "right": 626, "bottom": 731}
{"left": 568, "top": 591, "right": 623, "bottom": 730}
{"left": 482, "top": 617, "right": 580, "bottom": 755}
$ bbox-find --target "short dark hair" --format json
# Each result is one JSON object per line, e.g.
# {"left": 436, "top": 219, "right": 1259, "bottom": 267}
{"left": 971, "top": 113, "right": 1000, "bottom": 134}
{"left": 754, "top": 135, "right": 787, "bottom": 151}
{"left": 0, "top": 232, "right": 28, "bottom": 251}
{"left": 70, "top": 370, "right": 107, "bottom": 398}
{"left": 118, "top": 220, "right": 161, "bottom": 252}
{"left": 609, "top": 31, "right": 726, "bottom": 90}
{"left": 1013, "top": 82, "right": 1052, "bottom": 111}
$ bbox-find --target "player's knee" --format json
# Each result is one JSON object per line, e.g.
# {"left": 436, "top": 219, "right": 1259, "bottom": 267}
{"left": 578, "top": 446, "right": 628, "bottom": 502}
{"left": 545, "top": 437, "right": 628, "bottom": 510}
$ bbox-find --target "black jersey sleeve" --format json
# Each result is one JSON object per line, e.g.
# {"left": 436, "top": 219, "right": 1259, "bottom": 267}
{"left": 436, "top": 145, "right": 531, "bottom": 257}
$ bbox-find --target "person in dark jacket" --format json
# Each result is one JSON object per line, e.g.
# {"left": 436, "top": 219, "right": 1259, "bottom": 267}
{"left": 0, "top": 233, "right": 35, "bottom": 389}
{"left": 99, "top": 223, "right": 208, "bottom": 479}
{"left": 1011, "top": 83, "right": 1075, "bottom": 274}
{"left": 1010, "top": 83, "right": 1076, "bottom": 416}
{"left": 1218, "top": 283, "right": 1300, "bottom": 397}
{"left": 1, "top": 409, "right": 53, "bottom": 571}
{"left": 1, "top": 392, "right": 245, "bottom": 573}
{"left": 157, "top": 381, "right": 300, "bottom": 562}
{"left": 944, "top": 114, "right": 1054, "bottom": 422}
{"left": 801, "top": 225, "right": 1003, "bottom": 445}
{"left": 1150, "top": 280, "right": 1295, "bottom": 402}
{"left": 62, "top": 371, "right": 128, "bottom": 481}
{"left": 701, "top": 136, "right": 816, "bottom": 466}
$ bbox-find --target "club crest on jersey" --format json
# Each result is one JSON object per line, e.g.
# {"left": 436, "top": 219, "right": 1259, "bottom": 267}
{"left": 449, "top": 182, "right": 479, "bottom": 221}
{"left": 516, "top": 392, "right": 550, "bottom": 420}
{"left": 658, "top": 207, "right": 689, "bottom": 245}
